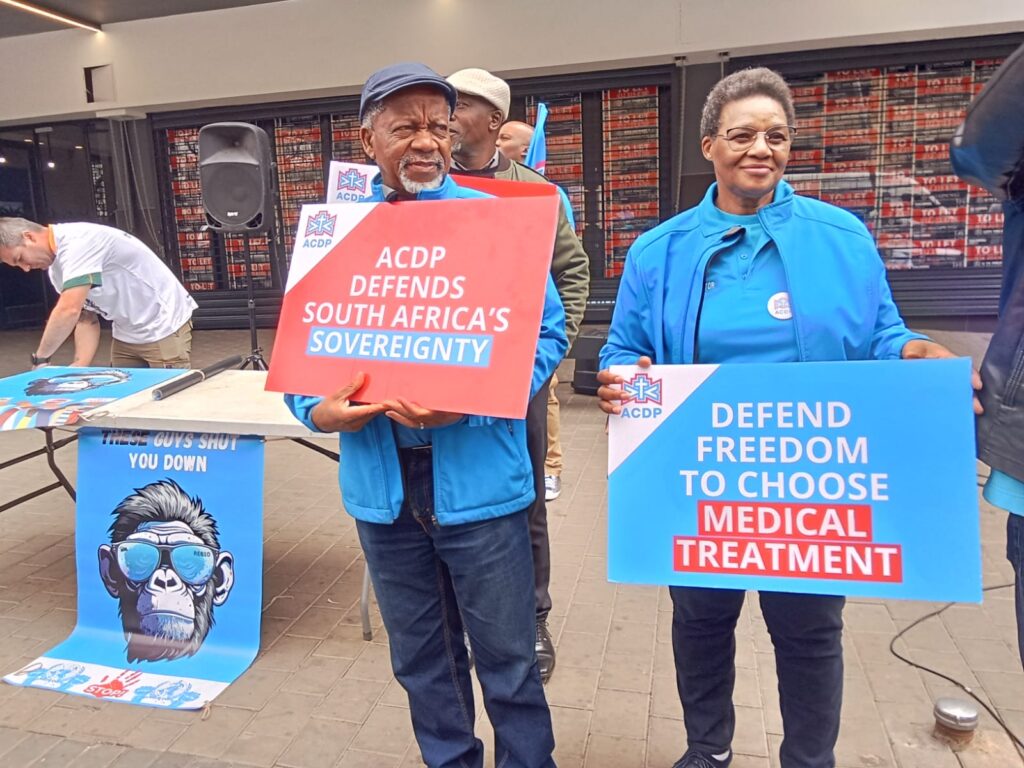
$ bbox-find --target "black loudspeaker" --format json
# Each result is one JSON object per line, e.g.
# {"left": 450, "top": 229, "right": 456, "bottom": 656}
{"left": 198, "top": 122, "right": 274, "bottom": 232}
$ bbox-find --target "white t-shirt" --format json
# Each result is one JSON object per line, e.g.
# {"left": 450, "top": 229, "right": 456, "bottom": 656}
{"left": 47, "top": 223, "right": 197, "bottom": 344}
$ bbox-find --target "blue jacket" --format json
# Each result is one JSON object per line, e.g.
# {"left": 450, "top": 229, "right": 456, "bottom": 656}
{"left": 286, "top": 174, "right": 568, "bottom": 525}
{"left": 600, "top": 181, "right": 924, "bottom": 368}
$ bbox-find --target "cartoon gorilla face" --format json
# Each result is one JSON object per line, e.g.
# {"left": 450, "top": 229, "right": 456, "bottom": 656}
{"left": 97, "top": 480, "right": 234, "bottom": 662}
{"left": 26, "top": 369, "right": 130, "bottom": 396}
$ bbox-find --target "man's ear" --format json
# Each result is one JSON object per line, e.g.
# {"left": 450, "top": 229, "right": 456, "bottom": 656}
{"left": 360, "top": 125, "right": 375, "bottom": 161}
{"left": 489, "top": 110, "right": 504, "bottom": 132}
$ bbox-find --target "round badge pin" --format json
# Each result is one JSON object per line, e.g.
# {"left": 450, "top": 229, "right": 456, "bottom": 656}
{"left": 767, "top": 291, "right": 792, "bottom": 320}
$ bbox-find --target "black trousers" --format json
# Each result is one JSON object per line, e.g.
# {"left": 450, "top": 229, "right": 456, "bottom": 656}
{"left": 671, "top": 586, "right": 845, "bottom": 768}
{"left": 525, "top": 376, "right": 553, "bottom": 620}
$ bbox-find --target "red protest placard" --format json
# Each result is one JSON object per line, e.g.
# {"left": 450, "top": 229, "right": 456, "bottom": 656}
{"left": 455, "top": 176, "right": 561, "bottom": 199}
{"left": 265, "top": 196, "right": 559, "bottom": 418}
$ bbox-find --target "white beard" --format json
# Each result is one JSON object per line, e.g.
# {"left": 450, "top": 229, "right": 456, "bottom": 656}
{"left": 399, "top": 168, "right": 444, "bottom": 195}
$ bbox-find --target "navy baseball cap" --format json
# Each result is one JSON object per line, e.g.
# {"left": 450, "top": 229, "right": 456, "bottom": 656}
{"left": 359, "top": 62, "right": 458, "bottom": 121}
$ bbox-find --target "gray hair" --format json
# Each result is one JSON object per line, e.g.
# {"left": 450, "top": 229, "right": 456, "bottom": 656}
{"left": 700, "top": 68, "right": 796, "bottom": 137}
{"left": 0, "top": 217, "right": 44, "bottom": 248}
{"left": 360, "top": 100, "right": 386, "bottom": 131}
{"left": 360, "top": 97, "right": 453, "bottom": 132}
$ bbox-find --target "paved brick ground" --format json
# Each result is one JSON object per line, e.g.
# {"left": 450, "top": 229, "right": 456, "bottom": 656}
{"left": 0, "top": 325, "right": 1021, "bottom": 767}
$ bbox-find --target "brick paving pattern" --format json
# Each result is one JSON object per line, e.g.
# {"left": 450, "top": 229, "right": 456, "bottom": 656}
{"left": 0, "top": 326, "right": 1020, "bottom": 767}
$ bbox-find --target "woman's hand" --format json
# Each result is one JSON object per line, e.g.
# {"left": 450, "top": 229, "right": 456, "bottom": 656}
{"left": 595, "top": 355, "right": 652, "bottom": 415}
{"left": 901, "top": 339, "right": 983, "bottom": 415}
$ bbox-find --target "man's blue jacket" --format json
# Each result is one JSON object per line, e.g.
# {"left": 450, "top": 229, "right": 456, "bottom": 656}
{"left": 600, "top": 181, "right": 923, "bottom": 368}
{"left": 286, "top": 174, "right": 568, "bottom": 525}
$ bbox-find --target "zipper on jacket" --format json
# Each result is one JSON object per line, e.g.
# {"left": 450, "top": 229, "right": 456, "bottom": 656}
{"left": 760, "top": 216, "right": 805, "bottom": 361}
{"left": 381, "top": 421, "right": 400, "bottom": 520}
{"left": 693, "top": 228, "right": 745, "bottom": 363}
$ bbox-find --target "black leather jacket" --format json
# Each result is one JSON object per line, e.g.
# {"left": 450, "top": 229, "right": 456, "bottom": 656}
{"left": 950, "top": 41, "right": 1024, "bottom": 481}
{"left": 976, "top": 195, "right": 1024, "bottom": 480}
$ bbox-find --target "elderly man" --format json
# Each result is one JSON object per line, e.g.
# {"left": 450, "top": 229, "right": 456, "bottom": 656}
{"left": 285, "top": 62, "right": 563, "bottom": 768}
{"left": 497, "top": 120, "right": 535, "bottom": 162}
{"left": 447, "top": 67, "right": 590, "bottom": 683}
{"left": 0, "top": 218, "right": 195, "bottom": 369}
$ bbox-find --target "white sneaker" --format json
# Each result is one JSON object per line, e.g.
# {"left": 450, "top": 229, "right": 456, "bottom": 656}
{"left": 544, "top": 475, "right": 562, "bottom": 501}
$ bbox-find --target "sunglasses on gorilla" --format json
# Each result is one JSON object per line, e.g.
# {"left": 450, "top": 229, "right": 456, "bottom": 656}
{"left": 113, "top": 541, "right": 217, "bottom": 586}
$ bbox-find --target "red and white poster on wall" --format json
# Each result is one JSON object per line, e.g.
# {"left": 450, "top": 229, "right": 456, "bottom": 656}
{"left": 265, "top": 193, "right": 559, "bottom": 418}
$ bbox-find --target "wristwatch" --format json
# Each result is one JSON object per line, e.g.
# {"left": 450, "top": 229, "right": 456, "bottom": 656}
{"left": 30, "top": 353, "right": 51, "bottom": 366}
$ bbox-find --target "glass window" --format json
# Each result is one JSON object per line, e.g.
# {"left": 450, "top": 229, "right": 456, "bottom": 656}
{"left": 786, "top": 58, "right": 1004, "bottom": 269}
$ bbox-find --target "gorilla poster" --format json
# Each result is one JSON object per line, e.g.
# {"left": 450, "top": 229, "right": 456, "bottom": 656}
{"left": 3, "top": 428, "right": 263, "bottom": 709}
{"left": 97, "top": 479, "right": 236, "bottom": 663}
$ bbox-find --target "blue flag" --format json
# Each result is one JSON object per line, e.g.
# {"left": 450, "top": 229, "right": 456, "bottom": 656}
{"left": 524, "top": 102, "right": 548, "bottom": 176}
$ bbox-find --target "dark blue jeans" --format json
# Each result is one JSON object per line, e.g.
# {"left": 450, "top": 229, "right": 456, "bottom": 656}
{"left": 355, "top": 448, "right": 555, "bottom": 768}
{"left": 1007, "top": 513, "right": 1024, "bottom": 670}
{"left": 671, "top": 586, "right": 845, "bottom": 768}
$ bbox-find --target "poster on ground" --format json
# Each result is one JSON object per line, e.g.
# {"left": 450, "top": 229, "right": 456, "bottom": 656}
{"left": 607, "top": 359, "right": 981, "bottom": 602}
{"left": 265, "top": 195, "right": 560, "bottom": 418}
{"left": 3, "top": 428, "right": 264, "bottom": 709}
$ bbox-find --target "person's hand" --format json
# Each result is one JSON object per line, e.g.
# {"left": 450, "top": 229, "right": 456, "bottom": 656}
{"left": 310, "top": 372, "right": 388, "bottom": 432}
{"left": 381, "top": 397, "right": 463, "bottom": 430}
{"left": 901, "top": 339, "right": 983, "bottom": 415}
{"left": 596, "top": 355, "right": 652, "bottom": 415}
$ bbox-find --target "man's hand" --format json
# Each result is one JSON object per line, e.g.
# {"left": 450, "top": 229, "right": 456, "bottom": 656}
{"left": 310, "top": 372, "right": 388, "bottom": 433}
{"left": 901, "top": 339, "right": 983, "bottom": 415}
{"left": 381, "top": 397, "right": 463, "bottom": 430}
{"left": 596, "top": 355, "right": 652, "bottom": 415}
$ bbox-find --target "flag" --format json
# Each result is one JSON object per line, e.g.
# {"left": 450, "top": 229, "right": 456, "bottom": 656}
{"left": 524, "top": 103, "right": 576, "bottom": 229}
{"left": 524, "top": 102, "right": 548, "bottom": 176}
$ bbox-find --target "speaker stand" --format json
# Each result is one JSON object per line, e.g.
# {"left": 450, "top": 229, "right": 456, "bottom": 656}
{"left": 239, "top": 232, "right": 268, "bottom": 371}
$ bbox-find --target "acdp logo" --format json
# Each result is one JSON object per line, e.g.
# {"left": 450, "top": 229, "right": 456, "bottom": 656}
{"left": 620, "top": 372, "right": 663, "bottom": 419}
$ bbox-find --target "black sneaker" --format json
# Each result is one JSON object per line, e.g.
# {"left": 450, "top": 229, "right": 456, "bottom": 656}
{"left": 671, "top": 748, "right": 732, "bottom": 768}
{"left": 535, "top": 619, "right": 555, "bottom": 683}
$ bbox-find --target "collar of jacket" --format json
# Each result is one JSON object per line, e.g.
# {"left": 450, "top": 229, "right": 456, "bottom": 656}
{"left": 697, "top": 179, "right": 795, "bottom": 238}
{"left": 369, "top": 173, "right": 460, "bottom": 201}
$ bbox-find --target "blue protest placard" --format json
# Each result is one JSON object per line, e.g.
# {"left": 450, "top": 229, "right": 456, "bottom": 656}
{"left": 0, "top": 367, "right": 182, "bottom": 431}
{"left": 608, "top": 359, "right": 981, "bottom": 602}
{"left": 4, "top": 428, "right": 264, "bottom": 709}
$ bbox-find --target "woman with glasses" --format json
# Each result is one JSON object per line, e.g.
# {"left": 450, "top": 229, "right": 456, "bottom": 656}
{"left": 596, "top": 68, "right": 973, "bottom": 768}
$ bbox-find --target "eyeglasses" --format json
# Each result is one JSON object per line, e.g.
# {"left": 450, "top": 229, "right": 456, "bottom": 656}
{"left": 113, "top": 541, "right": 217, "bottom": 586}
{"left": 714, "top": 125, "right": 796, "bottom": 151}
